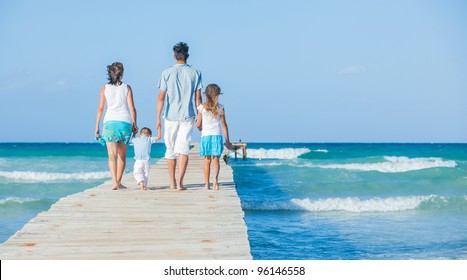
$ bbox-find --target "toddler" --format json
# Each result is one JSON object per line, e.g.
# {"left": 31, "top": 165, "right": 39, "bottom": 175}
{"left": 132, "top": 127, "right": 161, "bottom": 190}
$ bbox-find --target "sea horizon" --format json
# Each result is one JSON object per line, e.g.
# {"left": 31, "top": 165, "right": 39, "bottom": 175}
{"left": 1, "top": 141, "right": 466, "bottom": 144}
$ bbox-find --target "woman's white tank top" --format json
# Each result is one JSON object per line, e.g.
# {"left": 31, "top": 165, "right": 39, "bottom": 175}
{"left": 103, "top": 83, "right": 132, "bottom": 124}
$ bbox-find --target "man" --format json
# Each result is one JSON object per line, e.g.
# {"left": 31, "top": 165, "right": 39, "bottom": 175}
{"left": 156, "top": 42, "right": 202, "bottom": 190}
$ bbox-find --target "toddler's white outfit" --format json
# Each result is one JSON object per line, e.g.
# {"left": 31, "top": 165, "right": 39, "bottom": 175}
{"left": 132, "top": 136, "right": 157, "bottom": 187}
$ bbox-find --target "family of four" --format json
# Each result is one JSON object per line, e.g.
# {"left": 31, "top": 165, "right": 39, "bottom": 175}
{"left": 95, "top": 42, "right": 231, "bottom": 191}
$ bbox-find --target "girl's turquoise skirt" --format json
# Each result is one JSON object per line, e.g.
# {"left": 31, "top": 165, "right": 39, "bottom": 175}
{"left": 199, "top": 135, "right": 223, "bottom": 157}
{"left": 97, "top": 121, "right": 132, "bottom": 146}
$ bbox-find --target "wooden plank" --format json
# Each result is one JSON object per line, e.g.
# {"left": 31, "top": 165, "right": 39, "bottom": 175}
{"left": 0, "top": 144, "right": 251, "bottom": 260}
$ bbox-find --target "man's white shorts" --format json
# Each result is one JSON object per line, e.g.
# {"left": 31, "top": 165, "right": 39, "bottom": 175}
{"left": 133, "top": 159, "right": 150, "bottom": 187}
{"left": 164, "top": 119, "right": 194, "bottom": 159}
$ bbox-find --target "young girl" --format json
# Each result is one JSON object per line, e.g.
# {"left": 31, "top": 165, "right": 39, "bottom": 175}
{"left": 196, "top": 84, "right": 231, "bottom": 190}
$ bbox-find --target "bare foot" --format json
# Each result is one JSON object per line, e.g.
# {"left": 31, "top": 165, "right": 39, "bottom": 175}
{"left": 213, "top": 182, "right": 219, "bottom": 191}
{"left": 205, "top": 184, "right": 210, "bottom": 190}
{"left": 119, "top": 185, "right": 127, "bottom": 190}
{"left": 111, "top": 185, "right": 119, "bottom": 190}
{"left": 177, "top": 185, "right": 187, "bottom": 191}
{"left": 139, "top": 182, "right": 147, "bottom": 190}
{"left": 169, "top": 185, "right": 177, "bottom": 190}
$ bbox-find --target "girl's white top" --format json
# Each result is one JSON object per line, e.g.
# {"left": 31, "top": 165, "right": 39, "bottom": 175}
{"left": 103, "top": 82, "right": 133, "bottom": 124}
{"left": 197, "top": 104, "right": 223, "bottom": 137}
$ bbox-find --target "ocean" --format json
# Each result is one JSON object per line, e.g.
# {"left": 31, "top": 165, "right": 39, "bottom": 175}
{"left": 230, "top": 143, "right": 467, "bottom": 260}
{"left": 1, "top": 143, "right": 466, "bottom": 260}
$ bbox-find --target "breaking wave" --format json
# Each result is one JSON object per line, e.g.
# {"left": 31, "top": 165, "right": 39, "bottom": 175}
{"left": 242, "top": 195, "right": 467, "bottom": 213}
{"left": 311, "top": 156, "right": 457, "bottom": 173}
{"left": 0, "top": 171, "right": 111, "bottom": 182}
{"left": 252, "top": 156, "right": 456, "bottom": 173}
{"left": 0, "top": 197, "right": 40, "bottom": 205}
{"left": 244, "top": 148, "right": 311, "bottom": 159}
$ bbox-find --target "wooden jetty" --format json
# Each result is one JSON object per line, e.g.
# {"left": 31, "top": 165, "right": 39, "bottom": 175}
{"left": 0, "top": 144, "right": 251, "bottom": 260}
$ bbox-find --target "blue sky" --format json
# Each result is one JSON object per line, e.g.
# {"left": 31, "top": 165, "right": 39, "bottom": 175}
{"left": 1, "top": 0, "right": 466, "bottom": 142}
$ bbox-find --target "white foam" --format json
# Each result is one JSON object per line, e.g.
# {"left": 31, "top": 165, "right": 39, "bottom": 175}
{"left": 242, "top": 195, "right": 437, "bottom": 212}
{"left": 254, "top": 162, "right": 286, "bottom": 167}
{"left": 242, "top": 200, "right": 300, "bottom": 211}
{"left": 245, "top": 148, "right": 311, "bottom": 159}
{"left": 313, "top": 149, "right": 329, "bottom": 153}
{"left": 0, "top": 171, "right": 111, "bottom": 182}
{"left": 291, "top": 195, "right": 435, "bottom": 213}
{"left": 310, "top": 156, "right": 456, "bottom": 173}
{"left": 0, "top": 197, "right": 39, "bottom": 204}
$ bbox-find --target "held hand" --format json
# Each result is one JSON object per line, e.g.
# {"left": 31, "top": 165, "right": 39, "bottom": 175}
{"left": 224, "top": 141, "right": 232, "bottom": 150}
{"left": 195, "top": 120, "right": 202, "bottom": 131}
{"left": 155, "top": 126, "right": 162, "bottom": 141}
{"left": 132, "top": 124, "right": 139, "bottom": 134}
{"left": 95, "top": 129, "right": 100, "bottom": 138}
{"left": 195, "top": 118, "right": 202, "bottom": 131}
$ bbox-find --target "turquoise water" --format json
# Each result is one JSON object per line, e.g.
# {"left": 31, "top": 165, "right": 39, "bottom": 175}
{"left": 229, "top": 143, "right": 467, "bottom": 259}
{"left": 0, "top": 143, "right": 165, "bottom": 243}
{"left": 1, "top": 143, "right": 467, "bottom": 259}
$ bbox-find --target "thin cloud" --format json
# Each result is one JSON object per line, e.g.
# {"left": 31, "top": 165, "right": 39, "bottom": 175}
{"left": 339, "top": 65, "right": 367, "bottom": 75}
{"left": 47, "top": 79, "right": 68, "bottom": 91}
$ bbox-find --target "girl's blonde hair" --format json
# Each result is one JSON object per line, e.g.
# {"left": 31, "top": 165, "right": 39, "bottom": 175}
{"left": 204, "top": 84, "right": 223, "bottom": 118}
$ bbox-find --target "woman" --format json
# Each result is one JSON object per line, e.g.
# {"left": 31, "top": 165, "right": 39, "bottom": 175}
{"left": 95, "top": 62, "right": 138, "bottom": 190}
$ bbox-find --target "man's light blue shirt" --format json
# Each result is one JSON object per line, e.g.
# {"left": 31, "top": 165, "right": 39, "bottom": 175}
{"left": 132, "top": 136, "right": 157, "bottom": 160}
{"left": 158, "top": 64, "right": 203, "bottom": 121}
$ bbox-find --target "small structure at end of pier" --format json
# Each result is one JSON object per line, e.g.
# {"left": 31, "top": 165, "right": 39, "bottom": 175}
{"left": 226, "top": 142, "right": 247, "bottom": 161}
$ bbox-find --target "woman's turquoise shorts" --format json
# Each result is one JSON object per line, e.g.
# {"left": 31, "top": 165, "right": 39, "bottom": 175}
{"left": 97, "top": 121, "right": 132, "bottom": 146}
